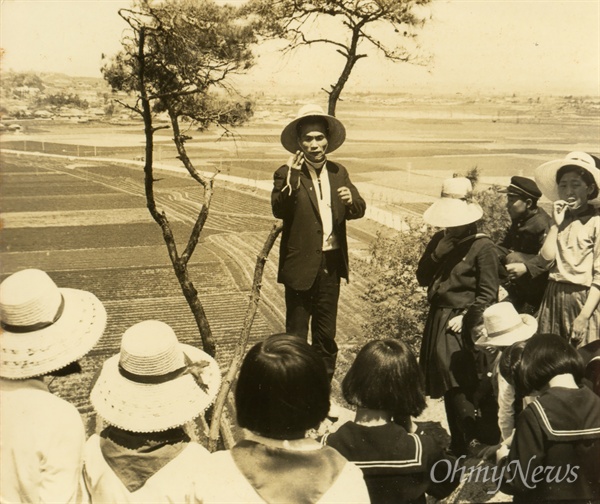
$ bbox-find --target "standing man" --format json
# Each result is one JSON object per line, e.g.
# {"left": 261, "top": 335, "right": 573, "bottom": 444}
{"left": 272, "top": 104, "right": 366, "bottom": 380}
{"left": 497, "top": 176, "right": 552, "bottom": 314}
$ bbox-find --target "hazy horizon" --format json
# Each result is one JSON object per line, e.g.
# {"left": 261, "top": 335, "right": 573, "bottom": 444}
{"left": 1, "top": 0, "right": 599, "bottom": 97}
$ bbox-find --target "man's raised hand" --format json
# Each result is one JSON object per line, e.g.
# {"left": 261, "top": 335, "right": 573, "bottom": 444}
{"left": 287, "top": 151, "right": 305, "bottom": 170}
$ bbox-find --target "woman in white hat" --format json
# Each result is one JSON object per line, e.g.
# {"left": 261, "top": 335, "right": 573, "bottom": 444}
{"left": 416, "top": 177, "right": 500, "bottom": 457}
{"left": 534, "top": 151, "right": 600, "bottom": 347}
{"left": 84, "top": 320, "right": 221, "bottom": 503}
{"left": 0, "top": 268, "right": 106, "bottom": 503}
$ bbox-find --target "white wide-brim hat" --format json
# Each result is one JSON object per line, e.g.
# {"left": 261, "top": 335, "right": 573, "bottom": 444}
{"left": 280, "top": 104, "right": 346, "bottom": 154}
{"left": 90, "top": 321, "right": 221, "bottom": 433}
{"left": 534, "top": 151, "right": 600, "bottom": 206}
{"left": 475, "top": 302, "right": 538, "bottom": 348}
{"left": 423, "top": 177, "right": 483, "bottom": 228}
{"left": 0, "top": 269, "right": 106, "bottom": 379}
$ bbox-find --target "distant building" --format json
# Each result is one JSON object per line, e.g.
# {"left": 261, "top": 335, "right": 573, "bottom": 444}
{"left": 34, "top": 110, "right": 53, "bottom": 119}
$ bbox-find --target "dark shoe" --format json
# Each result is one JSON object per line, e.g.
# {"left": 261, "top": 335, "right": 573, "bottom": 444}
{"left": 449, "top": 440, "right": 467, "bottom": 458}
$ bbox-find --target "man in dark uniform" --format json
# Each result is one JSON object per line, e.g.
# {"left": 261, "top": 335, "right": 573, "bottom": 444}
{"left": 497, "top": 176, "right": 552, "bottom": 315}
{"left": 271, "top": 104, "right": 366, "bottom": 380}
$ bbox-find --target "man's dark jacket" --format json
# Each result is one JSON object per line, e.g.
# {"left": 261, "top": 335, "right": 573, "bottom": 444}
{"left": 272, "top": 161, "right": 366, "bottom": 291}
{"left": 497, "top": 207, "right": 552, "bottom": 309}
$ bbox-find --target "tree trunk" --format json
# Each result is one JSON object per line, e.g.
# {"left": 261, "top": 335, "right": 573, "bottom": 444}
{"left": 207, "top": 221, "right": 283, "bottom": 452}
{"left": 327, "top": 27, "right": 365, "bottom": 116}
{"left": 177, "top": 264, "right": 216, "bottom": 357}
{"left": 137, "top": 29, "right": 217, "bottom": 356}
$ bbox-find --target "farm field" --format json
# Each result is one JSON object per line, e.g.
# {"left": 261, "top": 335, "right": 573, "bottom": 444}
{"left": 0, "top": 152, "right": 375, "bottom": 430}
{"left": 4, "top": 97, "right": 598, "bottom": 219}
{"left": 1, "top": 98, "right": 596, "bottom": 502}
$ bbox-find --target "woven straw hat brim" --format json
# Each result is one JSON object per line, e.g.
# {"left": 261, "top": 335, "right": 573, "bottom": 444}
{"left": 475, "top": 314, "right": 538, "bottom": 348}
{"left": 90, "top": 344, "right": 221, "bottom": 433}
{"left": 423, "top": 199, "right": 483, "bottom": 228}
{"left": 280, "top": 114, "right": 346, "bottom": 154}
{"left": 0, "top": 288, "right": 106, "bottom": 379}
{"left": 534, "top": 157, "right": 600, "bottom": 206}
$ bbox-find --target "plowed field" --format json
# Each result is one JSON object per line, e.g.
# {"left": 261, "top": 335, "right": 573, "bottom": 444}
{"left": 0, "top": 152, "right": 372, "bottom": 434}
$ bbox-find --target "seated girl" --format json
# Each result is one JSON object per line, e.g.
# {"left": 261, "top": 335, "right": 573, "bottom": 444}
{"left": 500, "top": 333, "right": 600, "bottom": 502}
{"left": 85, "top": 320, "right": 221, "bottom": 503}
{"left": 200, "top": 334, "right": 369, "bottom": 503}
{"left": 322, "top": 339, "right": 459, "bottom": 504}
{"left": 472, "top": 302, "right": 538, "bottom": 461}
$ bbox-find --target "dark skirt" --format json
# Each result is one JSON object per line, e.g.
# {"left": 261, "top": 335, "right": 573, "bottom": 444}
{"left": 538, "top": 280, "right": 600, "bottom": 347}
{"left": 419, "top": 306, "right": 479, "bottom": 399}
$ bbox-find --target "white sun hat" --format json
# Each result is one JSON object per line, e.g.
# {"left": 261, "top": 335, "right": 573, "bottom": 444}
{"left": 423, "top": 177, "right": 484, "bottom": 228}
{"left": 475, "top": 302, "right": 538, "bottom": 348}
{"left": 534, "top": 151, "right": 600, "bottom": 206}
{"left": 90, "top": 320, "right": 221, "bottom": 433}
{"left": 0, "top": 269, "right": 106, "bottom": 379}
{"left": 280, "top": 104, "right": 346, "bottom": 154}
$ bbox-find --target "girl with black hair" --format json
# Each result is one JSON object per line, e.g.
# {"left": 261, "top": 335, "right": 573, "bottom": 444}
{"left": 500, "top": 333, "right": 600, "bottom": 503}
{"left": 323, "top": 339, "right": 459, "bottom": 504}
{"left": 201, "top": 334, "right": 369, "bottom": 503}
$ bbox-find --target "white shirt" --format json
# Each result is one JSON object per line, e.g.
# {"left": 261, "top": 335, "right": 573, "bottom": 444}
{"left": 83, "top": 434, "right": 210, "bottom": 503}
{"left": 197, "top": 433, "right": 370, "bottom": 503}
{"left": 497, "top": 374, "right": 537, "bottom": 446}
{"left": 0, "top": 378, "right": 88, "bottom": 503}
{"left": 497, "top": 373, "right": 517, "bottom": 442}
{"left": 306, "top": 163, "right": 340, "bottom": 251}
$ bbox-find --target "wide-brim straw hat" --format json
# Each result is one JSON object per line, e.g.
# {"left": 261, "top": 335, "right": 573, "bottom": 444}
{"left": 475, "top": 302, "right": 538, "bottom": 348}
{"left": 90, "top": 320, "right": 221, "bottom": 433}
{"left": 534, "top": 151, "right": 600, "bottom": 206}
{"left": 423, "top": 177, "right": 483, "bottom": 227}
{"left": 280, "top": 104, "right": 346, "bottom": 154}
{"left": 0, "top": 269, "right": 106, "bottom": 379}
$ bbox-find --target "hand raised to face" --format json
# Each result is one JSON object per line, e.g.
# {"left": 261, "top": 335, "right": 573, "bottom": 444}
{"left": 434, "top": 234, "right": 458, "bottom": 258}
{"left": 552, "top": 200, "right": 570, "bottom": 226}
{"left": 287, "top": 150, "right": 305, "bottom": 170}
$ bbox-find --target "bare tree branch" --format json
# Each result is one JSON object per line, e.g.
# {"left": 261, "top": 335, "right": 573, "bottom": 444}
{"left": 247, "top": 0, "right": 431, "bottom": 114}
{"left": 207, "top": 221, "right": 284, "bottom": 452}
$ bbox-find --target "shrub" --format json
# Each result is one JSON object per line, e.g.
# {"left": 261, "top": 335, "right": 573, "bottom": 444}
{"left": 357, "top": 219, "right": 434, "bottom": 355}
{"left": 35, "top": 92, "right": 89, "bottom": 110}
{"left": 473, "top": 185, "right": 510, "bottom": 243}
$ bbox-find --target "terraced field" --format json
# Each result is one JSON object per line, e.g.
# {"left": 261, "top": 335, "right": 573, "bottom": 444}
{"left": 0, "top": 152, "right": 374, "bottom": 433}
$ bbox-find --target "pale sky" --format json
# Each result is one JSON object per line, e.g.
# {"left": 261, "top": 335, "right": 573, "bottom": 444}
{"left": 1, "top": 0, "right": 599, "bottom": 95}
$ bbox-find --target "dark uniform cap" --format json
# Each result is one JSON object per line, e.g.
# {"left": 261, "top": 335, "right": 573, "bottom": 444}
{"left": 500, "top": 176, "right": 542, "bottom": 200}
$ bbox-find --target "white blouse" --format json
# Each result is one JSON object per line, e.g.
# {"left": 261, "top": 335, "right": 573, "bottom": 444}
{"left": 197, "top": 433, "right": 370, "bottom": 504}
{"left": 84, "top": 434, "right": 210, "bottom": 504}
{"left": 0, "top": 378, "right": 88, "bottom": 504}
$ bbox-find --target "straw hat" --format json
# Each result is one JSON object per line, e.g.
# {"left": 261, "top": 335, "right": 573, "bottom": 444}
{"left": 0, "top": 269, "right": 106, "bottom": 379}
{"left": 90, "top": 320, "right": 221, "bottom": 433}
{"left": 423, "top": 177, "right": 483, "bottom": 228}
{"left": 475, "top": 302, "right": 537, "bottom": 348}
{"left": 534, "top": 151, "right": 600, "bottom": 205}
{"left": 280, "top": 104, "right": 346, "bottom": 154}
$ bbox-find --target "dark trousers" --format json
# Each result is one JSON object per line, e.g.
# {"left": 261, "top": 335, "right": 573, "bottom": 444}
{"left": 284, "top": 249, "right": 341, "bottom": 381}
{"left": 444, "top": 348, "right": 501, "bottom": 455}
{"left": 444, "top": 388, "right": 477, "bottom": 456}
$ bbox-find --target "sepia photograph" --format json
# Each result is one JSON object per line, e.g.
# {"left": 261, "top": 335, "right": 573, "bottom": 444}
{"left": 1, "top": 0, "right": 599, "bottom": 502}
